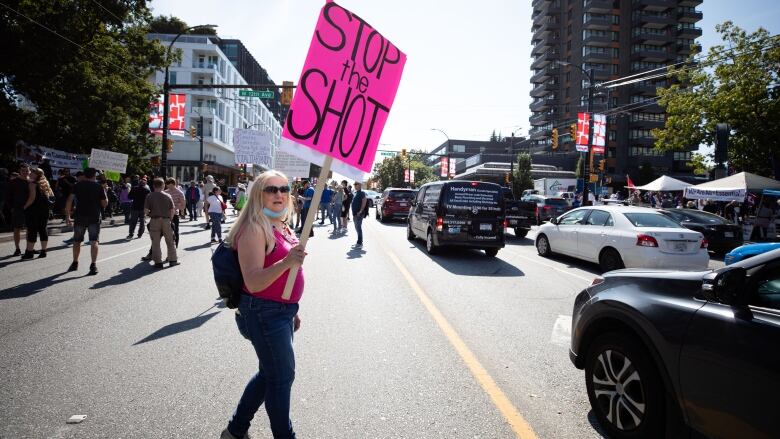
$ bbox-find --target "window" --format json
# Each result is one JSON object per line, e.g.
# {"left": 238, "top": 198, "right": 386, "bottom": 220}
{"left": 608, "top": 130, "right": 617, "bottom": 141}
{"left": 452, "top": 144, "right": 466, "bottom": 153}
{"left": 632, "top": 44, "right": 667, "bottom": 53}
{"left": 630, "top": 129, "right": 654, "bottom": 139}
{"left": 631, "top": 112, "right": 666, "bottom": 122}
{"left": 559, "top": 209, "right": 590, "bottom": 225}
{"left": 630, "top": 146, "right": 664, "bottom": 157}
{"left": 423, "top": 186, "right": 440, "bottom": 204}
{"left": 623, "top": 213, "right": 680, "bottom": 228}
{"left": 586, "top": 210, "right": 612, "bottom": 226}
{"left": 750, "top": 266, "right": 780, "bottom": 310}
{"left": 674, "top": 151, "right": 692, "bottom": 161}
{"left": 168, "top": 71, "right": 177, "bottom": 85}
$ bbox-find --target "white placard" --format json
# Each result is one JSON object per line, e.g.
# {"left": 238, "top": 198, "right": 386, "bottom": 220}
{"left": 89, "top": 148, "right": 128, "bottom": 173}
{"left": 274, "top": 149, "right": 310, "bottom": 178}
{"left": 233, "top": 128, "right": 273, "bottom": 168}
{"left": 684, "top": 187, "right": 746, "bottom": 201}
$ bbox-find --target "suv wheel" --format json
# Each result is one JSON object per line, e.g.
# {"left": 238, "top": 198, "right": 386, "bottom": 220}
{"left": 536, "top": 234, "right": 552, "bottom": 257}
{"left": 406, "top": 223, "right": 415, "bottom": 241}
{"left": 426, "top": 231, "right": 438, "bottom": 255}
{"left": 514, "top": 228, "right": 528, "bottom": 239}
{"left": 599, "top": 248, "right": 625, "bottom": 272}
{"left": 585, "top": 333, "right": 665, "bottom": 439}
{"left": 484, "top": 248, "right": 499, "bottom": 257}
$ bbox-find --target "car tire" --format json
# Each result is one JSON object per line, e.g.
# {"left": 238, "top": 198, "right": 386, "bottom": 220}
{"left": 585, "top": 332, "right": 665, "bottom": 439}
{"left": 379, "top": 210, "right": 386, "bottom": 223}
{"left": 484, "top": 248, "right": 499, "bottom": 257}
{"left": 536, "top": 234, "right": 552, "bottom": 257}
{"left": 599, "top": 248, "right": 625, "bottom": 272}
{"left": 407, "top": 223, "right": 415, "bottom": 241}
{"left": 426, "top": 230, "right": 438, "bottom": 255}
{"left": 375, "top": 209, "right": 380, "bottom": 220}
{"left": 514, "top": 228, "right": 528, "bottom": 239}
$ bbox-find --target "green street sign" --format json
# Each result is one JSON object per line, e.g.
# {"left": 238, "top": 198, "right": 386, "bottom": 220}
{"left": 239, "top": 90, "right": 274, "bottom": 99}
{"left": 379, "top": 151, "right": 396, "bottom": 157}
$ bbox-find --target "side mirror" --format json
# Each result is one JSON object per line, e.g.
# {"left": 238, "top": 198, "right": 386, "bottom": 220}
{"left": 702, "top": 266, "right": 747, "bottom": 306}
{"left": 550, "top": 217, "right": 558, "bottom": 225}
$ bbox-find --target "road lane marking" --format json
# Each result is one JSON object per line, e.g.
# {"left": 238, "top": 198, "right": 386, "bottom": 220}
{"left": 503, "top": 248, "right": 595, "bottom": 284}
{"left": 384, "top": 249, "right": 539, "bottom": 439}
{"left": 550, "top": 315, "right": 572, "bottom": 346}
{"left": 96, "top": 246, "right": 148, "bottom": 263}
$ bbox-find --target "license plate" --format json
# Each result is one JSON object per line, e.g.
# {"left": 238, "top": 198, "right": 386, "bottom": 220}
{"left": 399, "top": 202, "right": 407, "bottom": 207}
{"left": 674, "top": 242, "right": 687, "bottom": 252}
{"left": 480, "top": 223, "right": 492, "bottom": 231}
{"left": 724, "top": 232, "right": 734, "bottom": 238}
{"left": 449, "top": 226, "right": 460, "bottom": 234}
{"left": 509, "top": 219, "right": 517, "bottom": 226}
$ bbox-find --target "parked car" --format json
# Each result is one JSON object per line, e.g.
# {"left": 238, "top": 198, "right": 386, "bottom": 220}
{"left": 725, "top": 242, "right": 780, "bottom": 265}
{"left": 363, "top": 190, "right": 381, "bottom": 208}
{"left": 376, "top": 188, "right": 415, "bottom": 222}
{"left": 570, "top": 248, "right": 780, "bottom": 439}
{"left": 502, "top": 187, "right": 536, "bottom": 239}
{"left": 407, "top": 180, "right": 505, "bottom": 257}
{"left": 658, "top": 208, "right": 743, "bottom": 253}
{"left": 536, "top": 205, "right": 709, "bottom": 272}
{"left": 522, "top": 195, "right": 571, "bottom": 225}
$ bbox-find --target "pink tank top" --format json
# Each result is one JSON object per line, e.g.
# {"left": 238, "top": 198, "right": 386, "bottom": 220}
{"left": 241, "top": 227, "right": 304, "bottom": 303}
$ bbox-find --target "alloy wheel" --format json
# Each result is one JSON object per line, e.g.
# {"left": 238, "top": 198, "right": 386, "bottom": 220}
{"left": 591, "top": 349, "right": 646, "bottom": 431}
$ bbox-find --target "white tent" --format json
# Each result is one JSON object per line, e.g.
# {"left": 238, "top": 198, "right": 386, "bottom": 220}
{"left": 633, "top": 175, "right": 692, "bottom": 192}
{"left": 684, "top": 172, "right": 780, "bottom": 201}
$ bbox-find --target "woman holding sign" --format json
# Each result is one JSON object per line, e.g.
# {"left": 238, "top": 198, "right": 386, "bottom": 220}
{"left": 221, "top": 170, "right": 306, "bottom": 439}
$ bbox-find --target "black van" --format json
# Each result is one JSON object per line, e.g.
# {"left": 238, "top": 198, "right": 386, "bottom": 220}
{"left": 407, "top": 181, "right": 505, "bottom": 257}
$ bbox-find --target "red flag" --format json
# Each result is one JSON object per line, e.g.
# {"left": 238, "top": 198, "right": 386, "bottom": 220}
{"left": 626, "top": 175, "right": 636, "bottom": 189}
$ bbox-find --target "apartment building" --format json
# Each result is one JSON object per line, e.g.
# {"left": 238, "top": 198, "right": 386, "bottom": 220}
{"left": 529, "top": 0, "right": 703, "bottom": 182}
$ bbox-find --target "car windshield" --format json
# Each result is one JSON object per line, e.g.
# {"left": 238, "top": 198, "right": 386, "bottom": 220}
{"left": 388, "top": 190, "right": 414, "bottom": 200}
{"left": 623, "top": 212, "right": 682, "bottom": 228}
{"left": 679, "top": 210, "right": 728, "bottom": 224}
{"left": 543, "top": 198, "right": 569, "bottom": 206}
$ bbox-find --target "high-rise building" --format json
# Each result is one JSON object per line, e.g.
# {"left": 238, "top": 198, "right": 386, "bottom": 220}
{"left": 529, "top": 0, "right": 703, "bottom": 182}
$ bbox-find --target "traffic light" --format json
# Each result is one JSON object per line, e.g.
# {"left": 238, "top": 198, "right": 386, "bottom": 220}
{"left": 570, "top": 123, "right": 577, "bottom": 141}
{"left": 281, "top": 81, "right": 294, "bottom": 106}
{"left": 598, "top": 159, "right": 606, "bottom": 172}
{"left": 551, "top": 128, "right": 559, "bottom": 150}
{"left": 188, "top": 125, "right": 197, "bottom": 139}
{"left": 401, "top": 148, "right": 407, "bottom": 158}
{"left": 165, "top": 138, "right": 174, "bottom": 153}
{"left": 504, "top": 172, "right": 510, "bottom": 184}
{"left": 201, "top": 163, "right": 208, "bottom": 173}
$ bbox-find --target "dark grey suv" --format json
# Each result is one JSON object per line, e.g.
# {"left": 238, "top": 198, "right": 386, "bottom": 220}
{"left": 570, "top": 248, "right": 780, "bottom": 438}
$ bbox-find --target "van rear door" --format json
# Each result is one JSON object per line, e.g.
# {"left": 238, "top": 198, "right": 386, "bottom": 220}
{"left": 442, "top": 182, "right": 504, "bottom": 238}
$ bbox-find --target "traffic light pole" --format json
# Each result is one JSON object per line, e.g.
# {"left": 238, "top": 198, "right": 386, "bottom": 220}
{"left": 583, "top": 69, "right": 594, "bottom": 206}
{"left": 198, "top": 115, "right": 204, "bottom": 180}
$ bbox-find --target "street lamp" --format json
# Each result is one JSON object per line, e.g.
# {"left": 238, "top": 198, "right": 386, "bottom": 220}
{"left": 557, "top": 61, "right": 595, "bottom": 206}
{"left": 431, "top": 128, "right": 450, "bottom": 180}
{"left": 160, "top": 24, "right": 218, "bottom": 178}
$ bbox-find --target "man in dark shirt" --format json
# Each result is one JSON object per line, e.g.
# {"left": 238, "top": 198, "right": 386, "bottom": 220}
{"left": 65, "top": 168, "right": 107, "bottom": 275}
{"left": 7, "top": 163, "right": 30, "bottom": 256}
{"left": 55, "top": 168, "right": 76, "bottom": 217}
{"left": 351, "top": 182, "right": 368, "bottom": 247}
{"left": 127, "top": 178, "right": 150, "bottom": 239}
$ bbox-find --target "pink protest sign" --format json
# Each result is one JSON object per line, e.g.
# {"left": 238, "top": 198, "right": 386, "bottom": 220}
{"left": 283, "top": 2, "right": 407, "bottom": 174}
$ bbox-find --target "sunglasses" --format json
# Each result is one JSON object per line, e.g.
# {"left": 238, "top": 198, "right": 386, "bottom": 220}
{"left": 263, "top": 185, "right": 291, "bottom": 194}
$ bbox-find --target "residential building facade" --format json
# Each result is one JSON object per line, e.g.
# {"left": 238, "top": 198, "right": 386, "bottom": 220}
{"left": 148, "top": 33, "right": 282, "bottom": 184}
{"left": 529, "top": 0, "right": 703, "bottom": 183}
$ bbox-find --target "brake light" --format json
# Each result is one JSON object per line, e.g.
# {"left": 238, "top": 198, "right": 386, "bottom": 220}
{"left": 436, "top": 216, "right": 443, "bottom": 232}
{"left": 591, "top": 277, "right": 604, "bottom": 286}
{"left": 701, "top": 238, "right": 708, "bottom": 249}
{"left": 543, "top": 205, "right": 552, "bottom": 210}
{"left": 503, "top": 219, "right": 508, "bottom": 229}
{"left": 636, "top": 234, "right": 659, "bottom": 247}
{"left": 471, "top": 181, "right": 478, "bottom": 187}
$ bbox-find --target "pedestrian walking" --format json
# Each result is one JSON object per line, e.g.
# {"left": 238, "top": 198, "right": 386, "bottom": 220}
{"left": 21, "top": 168, "right": 53, "bottom": 259}
{"left": 235, "top": 185, "right": 247, "bottom": 216}
{"left": 198, "top": 181, "right": 206, "bottom": 224}
{"left": 293, "top": 184, "right": 303, "bottom": 230}
{"left": 341, "top": 180, "right": 352, "bottom": 232}
{"left": 127, "top": 178, "right": 150, "bottom": 239}
{"left": 221, "top": 170, "right": 305, "bottom": 439}
{"left": 146, "top": 178, "right": 179, "bottom": 268}
{"left": 204, "top": 175, "right": 217, "bottom": 228}
{"left": 296, "top": 180, "right": 314, "bottom": 236}
{"left": 119, "top": 182, "right": 132, "bottom": 223}
{"left": 205, "top": 187, "right": 225, "bottom": 243}
{"left": 185, "top": 181, "right": 200, "bottom": 221}
{"left": 351, "top": 181, "right": 368, "bottom": 246}
{"left": 319, "top": 183, "right": 333, "bottom": 225}
{"left": 331, "top": 182, "right": 343, "bottom": 232}
{"left": 54, "top": 168, "right": 76, "bottom": 219}
{"left": 165, "top": 178, "right": 186, "bottom": 248}
{"left": 65, "top": 168, "right": 106, "bottom": 275}
{"left": 8, "top": 163, "right": 30, "bottom": 256}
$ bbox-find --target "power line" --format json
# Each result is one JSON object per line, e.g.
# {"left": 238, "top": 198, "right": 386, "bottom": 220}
{"left": 90, "top": 0, "right": 123, "bottom": 23}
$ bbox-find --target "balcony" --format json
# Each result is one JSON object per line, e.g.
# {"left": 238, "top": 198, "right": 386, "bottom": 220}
{"left": 583, "top": 32, "right": 613, "bottom": 46}
{"left": 678, "top": 0, "right": 702, "bottom": 6}
{"left": 530, "top": 111, "right": 555, "bottom": 126}
{"left": 531, "top": 81, "right": 559, "bottom": 98}
{"left": 532, "top": 19, "right": 559, "bottom": 41}
{"left": 629, "top": 118, "right": 665, "bottom": 130}
{"left": 583, "top": 0, "right": 614, "bottom": 14}
{"left": 629, "top": 81, "right": 663, "bottom": 96}
{"left": 530, "top": 96, "right": 558, "bottom": 112}
{"left": 531, "top": 0, "right": 551, "bottom": 8}
{"left": 191, "top": 61, "right": 218, "bottom": 71}
{"left": 531, "top": 51, "right": 559, "bottom": 69}
{"left": 677, "top": 25, "right": 703, "bottom": 38}
{"left": 583, "top": 14, "right": 612, "bottom": 30}
{"left": 543, "top": 2, "right": 561, "bottom": 16}
{"left": 633, "top": 13, "right": 675, "bottom": 28}
{"left": 678, "top": 8, "right": 703, "bottom": 22}
{"left": 582, "top": 51, "right": 613, "bottom": 63}
{"left": 530, "top": 64, "right": 559, "bottom": 83}
{"left": 632, "top": 0, "right": 676, "bottom": 11}
{"left": 676, "top": 42, "right": 702, "bottom": 53}
{"left": 529, "top": 126, "right": 552, "bottom": 139}
{"left": 631, "top": 48, "right": 672, "bottom": 63}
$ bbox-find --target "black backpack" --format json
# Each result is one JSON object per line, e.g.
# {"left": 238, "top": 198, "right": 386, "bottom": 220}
{"left": 211, "top": 241, "right": 243, "bottom": 309}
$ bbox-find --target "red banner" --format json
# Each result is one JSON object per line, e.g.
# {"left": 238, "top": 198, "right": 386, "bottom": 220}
{"left": 576, "top": 112, "right": 590, "bottom": 148}
{"left": 149, "top": 94, "right": 187, "bottom": 136}
{"left": 440, "top": 156, "right": 448, "bottom": 177}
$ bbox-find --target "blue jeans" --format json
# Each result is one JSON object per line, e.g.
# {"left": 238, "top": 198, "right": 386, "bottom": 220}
{"left": 331, "top": 203, "right": 342, "bottom": 229}
{"left": 187, "top": 201, "right": 198, "bottom": 220}
{"left": 229, "top": 295, "right": 298, "bottom": 439}
{"left": 353, "top": 214, "right": 364, "bottom": 244}
{"left": 210, "top": 212, "right": 222, "bottom": 240}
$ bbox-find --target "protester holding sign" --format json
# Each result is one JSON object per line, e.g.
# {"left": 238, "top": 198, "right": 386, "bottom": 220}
{"left": 221, "top": 170, "right": 305, "bottom": 439}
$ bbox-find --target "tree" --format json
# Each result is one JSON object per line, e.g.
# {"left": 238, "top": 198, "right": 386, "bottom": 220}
{"left": 149, "top": 15, "right": 217, "bottom": 35}
{"left": 653, "top": 22, "right": 780, "bottom": 177}
{"left": 0, "top": 0, "right": 169, "bottom": 171}
{"left": 638, "top": 161, "right": 656, "bottom": 185}
{"left": 371, "top": 150, "right": 436, "bottom": 189}
{"left": 688, "top": 152, "right": 713, "bottom": 176}
{"left": 512, "top": 153, "right": 533, "bottom": 196}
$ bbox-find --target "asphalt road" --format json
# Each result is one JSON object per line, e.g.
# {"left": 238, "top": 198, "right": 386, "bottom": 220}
{"left": 0, "top": 211, "right": 724, "bottom": 438}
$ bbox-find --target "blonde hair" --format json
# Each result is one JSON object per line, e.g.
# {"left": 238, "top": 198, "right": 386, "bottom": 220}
{"left": 33, "top": 169, "right": 54, "bottom": 198}
{"left": 226, "top": 170, "right": 294, "bottom": 255}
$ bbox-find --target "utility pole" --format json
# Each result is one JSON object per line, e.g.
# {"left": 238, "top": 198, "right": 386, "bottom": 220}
{"left": 583, "top": 68, "right": 594, "bottom": 206}
{"left": 198, "top": 115, "right": 204, "bottom": 180}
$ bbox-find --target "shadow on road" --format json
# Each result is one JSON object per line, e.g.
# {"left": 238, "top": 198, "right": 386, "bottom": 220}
{"left": 0, "top": 271, "right": 82, "bottom": 300}
{"left": 346, "top": 245, "right": 366, "bottom": 259}
{"left": 133, "top": 311, "right": 220, "bottom": 345}
{"left": 89, "top": 261, "right": 158, "bottom": 289}
{"left": 180, "top": 228, "right": 206, "bottom": 235}
{"left": 409, "top": 242, "right": 525, "bottom": 277}
{"left": 183, "top": 242, "right": 212, "bottom": 251}
{"left": 541, "top": 253, "right": 603, "bottom": 277}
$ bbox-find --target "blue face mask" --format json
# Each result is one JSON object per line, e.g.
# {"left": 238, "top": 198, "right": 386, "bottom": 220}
{"left": 263, "top": 207, "right": 287, "bottom": 219}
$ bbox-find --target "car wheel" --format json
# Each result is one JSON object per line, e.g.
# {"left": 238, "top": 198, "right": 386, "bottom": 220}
{"left": 514, "top": 228, "right": 528, "bottom": 239}
{"left": 375, "top": 209, "right": 380, "bottom": 220}
{"left": 379, "top": 210, "right": 387, "bottom": 223}
{"left": 407, "top": 223, "right": 415, "bottom": 241}
{"left": 599, "top": 248, "right": 625, "bottom": 272}
{"left": 536, "top": 234, "right": 552, "bottom": 257}
{"left": 585, "top": 333, "right": 665, "bottom": 439}
{"left": 484, "top": 248, "right": 499, "bottom": 257}
{"left": 426, "top": 231, "right": 438, "bottom": 255}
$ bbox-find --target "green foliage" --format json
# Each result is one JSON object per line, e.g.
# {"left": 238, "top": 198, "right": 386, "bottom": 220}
{"left": 371, "top": 149, "right": 437, "bottom": 189}
{"left": 0, "top": 0, "right": 169, "bottom": 171}
{"left": 688, "top": 152, "right": 713, "bottom": 176}
{"left": 149, "top": 15, "right": 217, "bottom": 35}
{"left": 638, "top": 161, "right": 656, "bottom": 185}
{"left": 654, "top": 22, "right": 780, "bottom": 177}
{"left": 512, "top": 153, "right": 533, "bottom": 195}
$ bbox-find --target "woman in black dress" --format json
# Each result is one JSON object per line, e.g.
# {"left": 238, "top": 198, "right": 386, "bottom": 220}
{"left": 22, "top": 168, "right": 53, "bottom": 259}
{"left": 341, "top": 180, "right": 352, "bottom": 231}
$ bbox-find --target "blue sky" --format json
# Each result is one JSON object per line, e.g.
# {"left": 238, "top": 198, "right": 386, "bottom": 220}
{"left": 149, "top": 0, "right": 780, "bottom": 163}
